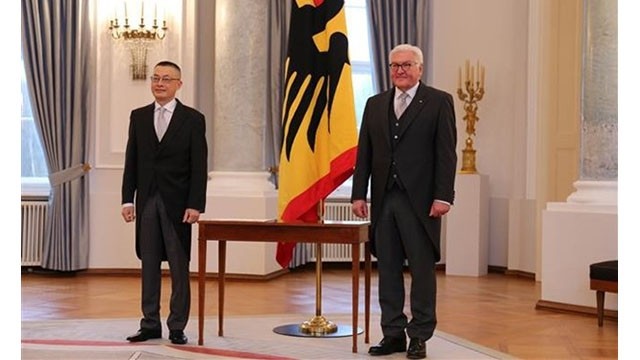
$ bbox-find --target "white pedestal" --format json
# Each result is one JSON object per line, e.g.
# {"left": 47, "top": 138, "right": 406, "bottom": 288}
{"left": 445, "top": 174, "right": 489, "bottom": 276}
{"left": 540, "top": 181, "right": 617, "bottom": 309}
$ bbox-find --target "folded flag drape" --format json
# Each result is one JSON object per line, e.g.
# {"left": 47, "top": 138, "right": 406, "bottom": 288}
{"left": 276, "top": 0, "right": 358, "bottom": 268}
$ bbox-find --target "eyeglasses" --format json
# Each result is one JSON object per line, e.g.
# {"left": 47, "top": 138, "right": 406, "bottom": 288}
{"left": 389, "top": 62, "right": 417, "bottom": 72}
{"left": 150, "top": 76, "right": 180, "bottom": 84}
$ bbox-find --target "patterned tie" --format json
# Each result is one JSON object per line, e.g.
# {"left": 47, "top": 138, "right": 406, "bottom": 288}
{"left": 156, "top": 107, "right": 169, "bottom": 140}
{"left": 395, "top": 92, "right": 409, "bottom": 119}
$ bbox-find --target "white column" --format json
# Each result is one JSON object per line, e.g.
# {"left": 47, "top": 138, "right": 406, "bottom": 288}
{"left": 190, "top": 0, "right": 280, "bottom": 277}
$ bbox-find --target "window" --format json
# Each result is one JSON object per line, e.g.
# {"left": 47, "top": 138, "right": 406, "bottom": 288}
{"left": 21, "top": 56, "right": 50, "bottom": 197}
{"left": 345, "top": 0, "right": 375, "bottom": 128}
{"left": 329, "top": 0, "right": 375, "bottom": 199}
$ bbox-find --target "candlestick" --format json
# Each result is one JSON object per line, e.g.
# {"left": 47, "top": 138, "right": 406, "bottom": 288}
{"left": 465, "top": 60, "right": 470, "bottom": 82}
{"left": 141, "top": 1, "right": 145, "bottom": 26}
{"left": 456, "top": 60, "right": 486, "bottom": 174}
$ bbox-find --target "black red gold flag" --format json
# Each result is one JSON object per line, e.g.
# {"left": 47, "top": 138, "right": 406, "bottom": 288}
{"left": 276, "top": 0, "right": 358, "bottom": 268}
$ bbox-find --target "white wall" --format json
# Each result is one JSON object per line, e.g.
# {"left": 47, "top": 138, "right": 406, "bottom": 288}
{"left": 431, "top": 0, "right": 532, "bottom": 271}
{"left": 87, "top": 0, "right": 536, "bottom": 274}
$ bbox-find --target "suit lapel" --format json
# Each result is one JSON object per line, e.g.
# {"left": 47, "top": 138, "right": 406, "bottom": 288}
{"left": 379, "top": 90, "right": 394, "bottom": 149}
{"left": 138, "top": 103, "right": 159, "bottom": 147}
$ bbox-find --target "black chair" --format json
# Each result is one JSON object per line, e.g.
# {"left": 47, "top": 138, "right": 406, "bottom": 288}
{"left": 589, "top": 260, "right": 618, "bottom": 326}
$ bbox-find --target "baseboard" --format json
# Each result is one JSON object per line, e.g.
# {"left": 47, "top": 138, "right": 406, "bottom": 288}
{"left": 536, "top": 299, "right": 618, "bottom": 320}
{"left": 22, "top": 263, "right": 534, "bottom": 282}
{"left": 433, "top": 264, "right": 536, "bottom": 279}
{"left": 21, "top": 267, "right": 291, "bottom": 281}
{"left": 488, "top": 265, "right": 506, "bottom": 274}
{"left": 21, "top": 266, "right": 77, "bottom": 276}
{"left": 503, "top": 268, "right": 536, "bottom": 279}
{"left": 197, "top": 268, "right": 290, "bottom": 281}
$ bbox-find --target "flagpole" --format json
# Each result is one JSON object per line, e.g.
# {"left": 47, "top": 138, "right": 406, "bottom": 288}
{"left": 300, "top": 199, "right": 338, "bottom": 334}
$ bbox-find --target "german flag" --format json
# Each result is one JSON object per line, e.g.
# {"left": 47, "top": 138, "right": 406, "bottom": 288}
{"left": 276, "top": 0, "right": 358, "bottom": 268}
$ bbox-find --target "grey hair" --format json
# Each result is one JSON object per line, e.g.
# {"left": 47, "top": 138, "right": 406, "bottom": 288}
{"left": 389, "top": 44, "right": 423, "bottom": 65}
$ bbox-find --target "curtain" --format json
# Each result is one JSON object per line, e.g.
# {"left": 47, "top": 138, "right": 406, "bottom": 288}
{"left": 21, "top": 0, "right": 91, "bottom": 271}
{"left": 366, "top": 0, "right": 431, "bottom": 92}
{"left": 265, "top": 1, "right": 291, "bottom": 189}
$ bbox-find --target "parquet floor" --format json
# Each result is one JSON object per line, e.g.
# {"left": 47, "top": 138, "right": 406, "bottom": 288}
{"left": 21, "top": 265, "right": 618, "bottom": 359}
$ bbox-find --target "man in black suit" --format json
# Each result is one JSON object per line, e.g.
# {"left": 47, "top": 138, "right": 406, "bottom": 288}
{"left": 121, "top": 61, "right": 208, "bottom": 345}
{"left": 351, "top": 44, "right": 457, "bottom": 359}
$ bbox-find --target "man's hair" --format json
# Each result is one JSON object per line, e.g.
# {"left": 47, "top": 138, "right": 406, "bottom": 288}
{"left": 155, "top": 61, "right": 182, "bottom": 75}
{"left": 388, "top": 44, "right": 423, "bottom": 65}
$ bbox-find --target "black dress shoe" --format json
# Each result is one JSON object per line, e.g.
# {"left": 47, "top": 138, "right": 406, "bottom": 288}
{"left": 126, "top": 328, "right": 162, "bottom": 342}
{"left": 407, "top": 338, "right": 427, "bottom": 359}
{"left": 368, "top": 336, "right": 407, "bottom": 356}
{"left": 169, "top": 330, "right": 188, "bottom": 345}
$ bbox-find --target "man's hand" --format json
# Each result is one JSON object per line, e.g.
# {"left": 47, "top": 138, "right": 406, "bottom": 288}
{"left": 352, "top": 199, "right": 368, "bottom": 219}
{"left": 183, "top": 208, "right": 201, "bottom": 224}
{"left": 429, "top": 201, "right": 450, "bottom": 218}
{"left": 122, "top": 205, "right": 135, "bottom": 223}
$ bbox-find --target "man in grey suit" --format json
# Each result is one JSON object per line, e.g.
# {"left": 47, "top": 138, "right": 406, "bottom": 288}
{"left": 351, "top": 44, "right": 457, "bottom": 359}
{"left": 121, "top": 61, "right": 208, "bottom": 345}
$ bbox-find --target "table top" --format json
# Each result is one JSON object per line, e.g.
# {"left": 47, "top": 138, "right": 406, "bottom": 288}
{"left": 197, "top": 219, "right": 370, "bottom": 244}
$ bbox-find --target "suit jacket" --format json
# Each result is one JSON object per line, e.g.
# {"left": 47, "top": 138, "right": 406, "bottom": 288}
{"left": 351, "top": 82, "right": 457, "bottom": 261}
{"left": 122, "top": 99, "right": 208, "bottom": 260}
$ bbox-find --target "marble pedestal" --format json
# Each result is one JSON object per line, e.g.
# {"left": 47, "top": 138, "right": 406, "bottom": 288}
{"left": 445, "top": 174, "right": 490, "bottom": 276}
{"left": 189, "top": 171, "right": 280, "bottom": 277}
{"left": 540, "top": 181, "right": 617, "bottom": 310}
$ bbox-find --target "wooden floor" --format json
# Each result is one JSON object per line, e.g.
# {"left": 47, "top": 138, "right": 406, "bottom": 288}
{"left": 21, "top": 265, "right": 618, "bottom": 359}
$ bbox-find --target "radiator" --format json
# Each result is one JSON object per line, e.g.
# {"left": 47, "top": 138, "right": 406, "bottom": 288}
{"left": 21, "top": 201, "right": 48, "bottom": 266}
{"left": 308, "top": 201, "right": 370, "bottom": 262}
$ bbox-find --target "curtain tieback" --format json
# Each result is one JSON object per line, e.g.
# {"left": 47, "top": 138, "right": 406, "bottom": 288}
{"left": 48, "top": 163, "right": 92, "bottom": 187}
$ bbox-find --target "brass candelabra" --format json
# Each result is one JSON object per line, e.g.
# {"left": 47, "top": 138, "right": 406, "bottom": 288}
{"left": 108, "top": 2, "right": 168, "bottom": 80}
{"left": 456, "top": 60, "right": 485, "bottom": 174}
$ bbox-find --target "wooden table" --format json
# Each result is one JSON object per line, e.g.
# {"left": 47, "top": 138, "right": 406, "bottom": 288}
{"left": 197, "top": 219, "right": 371, "bottom": 353}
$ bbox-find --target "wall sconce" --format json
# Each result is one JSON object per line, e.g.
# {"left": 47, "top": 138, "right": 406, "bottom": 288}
{"left": 108, "top": 1, "right": 168, "bottom": 80}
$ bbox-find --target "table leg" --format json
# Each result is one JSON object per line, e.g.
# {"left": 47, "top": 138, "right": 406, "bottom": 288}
{"left": 198, "top": 235, "right": 206, "bottom": 346}
{"left": 364, "top": 241, "right": 371, "bottom": 344}
{"left": 352, "top": 243, "right": 360, "bottom": 353}
{"left": 218, "top": 240, "right": 226, "bottom": 337}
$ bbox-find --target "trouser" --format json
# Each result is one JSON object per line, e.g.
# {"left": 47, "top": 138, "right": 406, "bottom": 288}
{"left": 375, "top": 186, "right": 437, "bottom": 340}
{"left": 138, "top": 193, "right": 190, "bottom": 332}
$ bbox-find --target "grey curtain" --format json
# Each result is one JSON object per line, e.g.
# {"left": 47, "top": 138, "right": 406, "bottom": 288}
{"left": 21, "top": 0, "right": 91, "bottom": 271}
{"left": 366, "top": 0, "right": 431, "bottom": 92}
